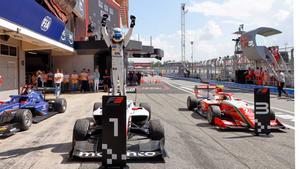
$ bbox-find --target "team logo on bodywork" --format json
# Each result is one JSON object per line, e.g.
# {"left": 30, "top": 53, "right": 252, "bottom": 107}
{"left": 257, "top": 88, "right": 269, "bottom": 94}
{"left": 106, "top": 97, "right": 124, "bottom": 104}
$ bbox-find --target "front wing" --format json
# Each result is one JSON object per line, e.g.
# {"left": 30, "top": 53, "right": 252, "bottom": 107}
{"left": 71, "top": 139, "right": 166, "bottom": 160}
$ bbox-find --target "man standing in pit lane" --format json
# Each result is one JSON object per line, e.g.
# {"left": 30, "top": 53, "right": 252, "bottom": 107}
{"left": 277, "top": 70, "right": 288, "bottom": 98}
{"left": 54, "top": 69, "right": 64, "bottom": 98}
{"left": 101, "top": 14, "right": 136, "bottom": 95}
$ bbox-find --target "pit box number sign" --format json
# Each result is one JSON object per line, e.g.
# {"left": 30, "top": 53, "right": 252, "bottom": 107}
{"left": 100, "top": 96, "right": 127, "bottom": 168}
{"left": 254, "top": 88, "right": 271, "bottom": 135}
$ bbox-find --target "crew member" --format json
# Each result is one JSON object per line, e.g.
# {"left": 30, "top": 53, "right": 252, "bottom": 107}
{"left": 54, "top": 69, "right": 64, "bottom": 98}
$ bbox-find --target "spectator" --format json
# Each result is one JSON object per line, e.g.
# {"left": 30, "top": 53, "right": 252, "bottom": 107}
{"left": 94, "top": 68, "right": 100, "bottom": 92}
{"left": 54, "top": 69, "right": 64, "bottom": 98}
{"left": 257, "top": 67, "right": 263, "bottom": 85}
{"left": 254, "top": 67, "right": 260, "bottom": 85}
{"left": 37, "top": 70, "right": 43, "bottom": 87}
{"left": 71, "top": 70, "right": 79, "bottom": 92}
{"left": 80, "top": 69, "right": 89, "bottom": 92}
{"left": 263, "top": 70, "right": 269, "bottom": 86}
{"left": 42, "top": 71, "right": 47, "bottom": 87}
{"left": 63, "top": 71, "right": 70, "bottom": 92}
{"left": 88, "top": 69, "right": 94, "bottom": 92}
{"left": 277, "top": 71, "right": 288, "bottom": 98}
{"left": 137, "top": 71, "right": 142, "bottom": 85}
{"left": 47, "top": 71, "right": 54, "bottom": 87}
{"left": 31, "top": 73, "right": 37, "bottom": 86}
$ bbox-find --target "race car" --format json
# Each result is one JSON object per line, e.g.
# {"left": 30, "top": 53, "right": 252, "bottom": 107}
{"left": 187, "top": 84, "right": 285, "bottom": 130}
{"left": 70, "top": 100, "right": 166, "bottom": 159}
{"left": 0, "top": 85, "right": 67, "bottom": 136}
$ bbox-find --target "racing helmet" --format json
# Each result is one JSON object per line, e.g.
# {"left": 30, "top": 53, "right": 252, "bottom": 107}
{"left": 112, "top": 27, "right": 123, "bottom": 42}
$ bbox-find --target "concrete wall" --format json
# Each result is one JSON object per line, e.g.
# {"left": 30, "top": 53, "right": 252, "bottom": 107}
{"left": 52, "top": 54, "right": 94, "bottom": 74}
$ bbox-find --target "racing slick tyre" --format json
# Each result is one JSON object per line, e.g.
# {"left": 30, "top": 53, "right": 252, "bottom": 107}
{"left": 93, "top": 102, "right": 102, "bottom": 111}
{"left": 53, "top": 98, "right": 67, "bottom": 113}
{"left": 140, "top": 102, "right": 151, "bottom": 120}
{"left": 15, "top": 109, "right": 32, "bottom": 131}
{"left": 149, "top": 119, "right": 164, "bottom": 140}
{"left": 207, "top": 105, "right": 221, "bottom": 125}
{"left": 187, "top": 96, "right": 198, "bottom": 110}
{"left": 270, "top": 109, "right": 276, "bottom": 120}
{"left": 73, "top": 118, "right": 91, "bottom": 141}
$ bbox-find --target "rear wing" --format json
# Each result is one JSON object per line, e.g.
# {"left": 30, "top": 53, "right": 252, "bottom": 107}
{"left": 194, "top": 84, "right": 224, "bottom": 99}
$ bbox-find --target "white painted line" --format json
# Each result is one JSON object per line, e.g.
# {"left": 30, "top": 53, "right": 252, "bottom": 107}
{"left": 163, "top": 80, "right": 193, "bottom": 95}
{"left": 181, "top": 86, "right": 194, "bottom": 91}
{"left": 276, "top": 114, "right": 294, "bottom": 120}
{"left": 282, "top": 123, "right": 295, "bottom": 130}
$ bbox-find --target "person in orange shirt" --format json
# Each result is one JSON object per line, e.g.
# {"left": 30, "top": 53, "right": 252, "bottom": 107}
{"left": 63, "top": 72, "right": 70, "bottom": 92}
{"left": 71, "top": 70, "right": 79, "bottom": 92}
{"left": 80, "top": 69, "right": 89, "bottom": 92}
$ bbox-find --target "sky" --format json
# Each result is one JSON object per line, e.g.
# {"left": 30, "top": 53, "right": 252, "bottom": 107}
{"left": 128, "top": 0, "right": 293, "bottom": 62}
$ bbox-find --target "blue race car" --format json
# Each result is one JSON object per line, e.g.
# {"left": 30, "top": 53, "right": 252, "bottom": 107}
{"left": 0, "top": 85, "right": 67, "bottom": 136}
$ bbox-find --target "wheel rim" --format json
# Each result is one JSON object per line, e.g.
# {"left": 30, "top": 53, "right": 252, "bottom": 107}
{"left": 24, "top": 111, "right": 31, "bottom": 126}
{"left": 207, "top": 110, "right": 212, "bottom": 123}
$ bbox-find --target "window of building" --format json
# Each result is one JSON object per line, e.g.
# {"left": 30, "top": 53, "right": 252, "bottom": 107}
{"left": 9, "top": 47, "right": 17, "bottom": 56}
{"left": 1, "top": 44, "right": 9, "bottom": 55}
{"left": 0, "top": 44, "right": 17, "bottom": 56}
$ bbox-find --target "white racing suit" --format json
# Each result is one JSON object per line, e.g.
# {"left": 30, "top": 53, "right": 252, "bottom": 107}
{"left": 101, "top": 26, "right": 133, "bottom": 96}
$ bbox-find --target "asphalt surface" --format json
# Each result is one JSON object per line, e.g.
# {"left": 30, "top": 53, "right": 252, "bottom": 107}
{"left": 0, "top": 76, "right": 294, "bottom": 169}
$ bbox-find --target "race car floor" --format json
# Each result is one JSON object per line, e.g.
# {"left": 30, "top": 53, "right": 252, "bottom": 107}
{"left": 0, "top": 76, "right": 294, "bottom": 169}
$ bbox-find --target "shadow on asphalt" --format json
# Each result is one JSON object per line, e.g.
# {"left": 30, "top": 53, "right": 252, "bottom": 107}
{"left": 196, "top": 123, "right": 211, "bottom": 128}
{"left": 178, "top": 108, "right": 189, "bottom": 111}
{"left": 191, "top": 112, "right": 205, "bottom": 120}
{"left": 0, "top": 142, "right": 72, "bottom": 160}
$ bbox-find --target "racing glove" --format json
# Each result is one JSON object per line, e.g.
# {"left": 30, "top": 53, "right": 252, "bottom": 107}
{"left": 101, "top": 14, "right": 109, "bottom": 27}
{"left": 130, "top": 15, "right": 136, "bottom": 28}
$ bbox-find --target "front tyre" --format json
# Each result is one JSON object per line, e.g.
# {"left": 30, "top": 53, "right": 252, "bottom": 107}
{"left": 149, "top": 119, "right": 164, "bottom": 140}
{"left": 73, "top": 118, "right": 91, "bottom": 141}
{"left": 207, "top": 105, "right": 221, "bottom": 125}
{"left": 15, "top": 109, "right": 32, "bottom": 131}
{"left": 54, "top": 98, "right": 67, "bottom": 113}
{"left": 187, "top": 96, "right": 198, "bottom": 110}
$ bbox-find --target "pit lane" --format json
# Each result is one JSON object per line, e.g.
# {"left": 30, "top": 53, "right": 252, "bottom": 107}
{"left": 0, "top": 76, "right": 294, "bottom": 169}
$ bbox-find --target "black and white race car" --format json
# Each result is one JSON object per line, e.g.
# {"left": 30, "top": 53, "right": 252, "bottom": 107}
{"left": 70, "top": 99, "right": 166, "bottom": 160}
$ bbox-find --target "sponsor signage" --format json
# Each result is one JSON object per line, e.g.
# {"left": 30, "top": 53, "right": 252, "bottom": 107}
{"left": 76, "top": 151, "right": 159, "bottom": 158}
{"left": 100, "top": 96, "right": 127, "bottom": 167}
{"left": 0, "top": 0, "right": 71, "bottom": 47}
{"left": 254, "top": 88, "right": 271, "bottom": 135}
{"left": 88, "top": 0, "right": 120, "bottom": 37}
{"left": 59, "top": 28, "right": 74, "bottom": 47}
{"left": 73, "top": 0, "right": 85, "bottom": 18}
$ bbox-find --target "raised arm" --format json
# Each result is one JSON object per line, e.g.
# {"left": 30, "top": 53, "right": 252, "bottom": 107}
{"left": 124, "top": 15, "right": 136, "bottom": 47}
{"left": 101, "top": 14, "right": 111, "bottom": 47}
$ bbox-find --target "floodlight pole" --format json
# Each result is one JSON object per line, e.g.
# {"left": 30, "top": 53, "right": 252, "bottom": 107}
{"left": 181, "top": 3, "right": 188, "bottom": 63}
{"left": 191, "top": 41, "right": 194, "bottom": 76}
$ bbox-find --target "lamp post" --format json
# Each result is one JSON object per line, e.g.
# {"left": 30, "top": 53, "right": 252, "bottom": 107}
{"left": 191, "top": 41, "right": 194, "bottom": 77}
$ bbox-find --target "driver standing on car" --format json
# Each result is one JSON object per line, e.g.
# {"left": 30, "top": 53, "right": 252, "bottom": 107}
{"left": 101, "top": 14, "right": 136, "bottom": 95}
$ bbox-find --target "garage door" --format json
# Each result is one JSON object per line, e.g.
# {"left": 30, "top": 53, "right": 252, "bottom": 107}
{"left": 0, "top": 58, "right": 18, "bottom": 91}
